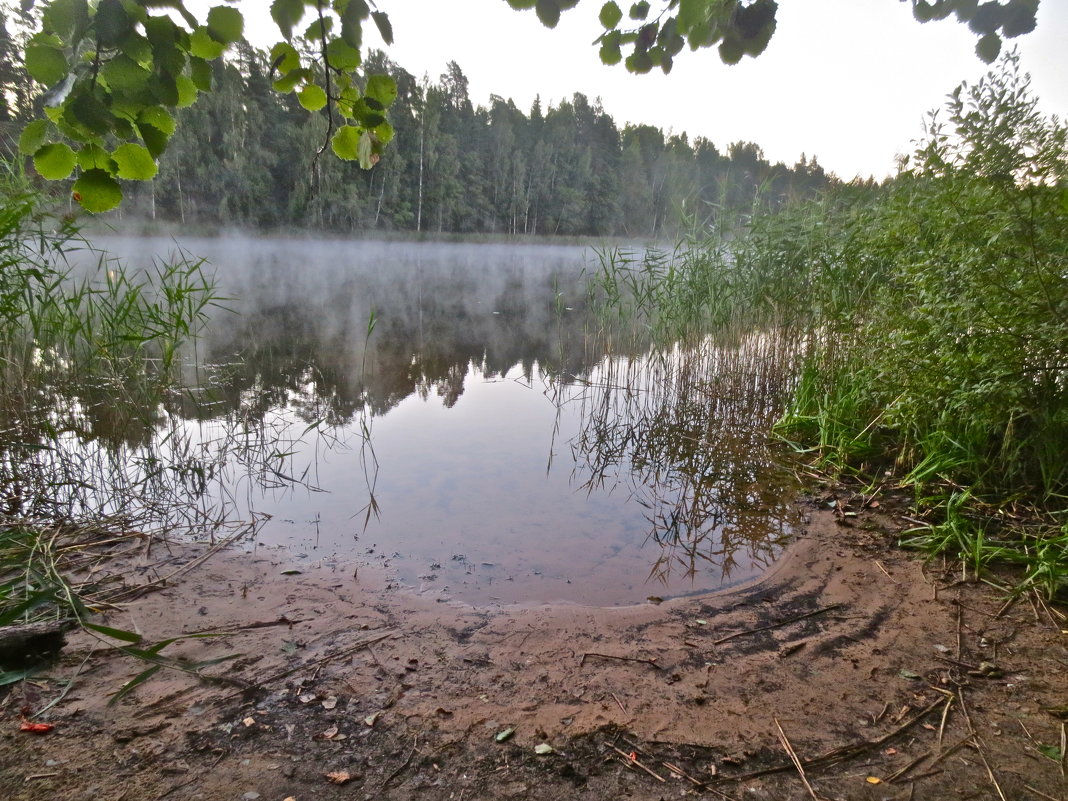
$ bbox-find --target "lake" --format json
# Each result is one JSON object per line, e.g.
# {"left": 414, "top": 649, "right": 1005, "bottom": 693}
{"left": 69, "top": 236, "right": 801, "bottom": 606}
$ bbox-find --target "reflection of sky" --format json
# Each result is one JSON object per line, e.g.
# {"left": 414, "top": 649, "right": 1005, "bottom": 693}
{"left": 77, "top": 237, "right": 797, "bottom": 606}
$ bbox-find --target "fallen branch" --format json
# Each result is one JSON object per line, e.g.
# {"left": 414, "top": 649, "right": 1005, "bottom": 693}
{"left": 711, "top": 604, "right": 842, "bottom": 646}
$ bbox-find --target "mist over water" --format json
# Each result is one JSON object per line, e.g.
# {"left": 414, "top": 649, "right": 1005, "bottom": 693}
{"left": 90, "top": 236, "right": 799, "bottom": 606}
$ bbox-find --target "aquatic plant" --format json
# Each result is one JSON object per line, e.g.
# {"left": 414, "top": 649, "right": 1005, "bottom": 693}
{"left": 591, "top": 52, "right": 1068, "bottom": 598}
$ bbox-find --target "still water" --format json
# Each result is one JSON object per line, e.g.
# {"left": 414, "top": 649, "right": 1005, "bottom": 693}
{"left": 88, "top": 236, "right": 800, "bottom": 606}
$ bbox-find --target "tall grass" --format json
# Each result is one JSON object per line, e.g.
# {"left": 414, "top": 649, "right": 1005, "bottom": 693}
{"left": 0, "top": 165, "right": 240, "bottom": 669}
{"left": 591, "top": 53, "right": 1068, "bottom": 598}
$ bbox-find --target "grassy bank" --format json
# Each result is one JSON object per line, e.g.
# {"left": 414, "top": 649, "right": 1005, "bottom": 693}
{"left": 592, "top": 53, "right": 1068, "bottom": 599}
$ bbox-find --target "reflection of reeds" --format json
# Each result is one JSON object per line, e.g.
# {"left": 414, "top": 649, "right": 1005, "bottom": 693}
{"left": 553, "top": 326, "right": 803, "bottom": 589}
{"left": 0, "top": 178, "right": 338, "bottom": 643}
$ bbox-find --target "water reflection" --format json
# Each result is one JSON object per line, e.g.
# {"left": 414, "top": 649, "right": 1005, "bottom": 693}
{"left": 55, "top": 237, "right": 800, "bottom": 605}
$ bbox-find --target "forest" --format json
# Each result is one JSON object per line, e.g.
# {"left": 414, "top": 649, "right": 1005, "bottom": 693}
{"left": 0, "top": 10, "right": 838, "bottom": 237}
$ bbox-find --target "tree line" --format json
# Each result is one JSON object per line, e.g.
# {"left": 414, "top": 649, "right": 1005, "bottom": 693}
{"left": 0, "top": 13, "right": 842, "bottom": 238}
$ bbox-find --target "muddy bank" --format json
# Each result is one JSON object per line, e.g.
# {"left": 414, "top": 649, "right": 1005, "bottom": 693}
{"left": 1, "top": 497, "right": 1066, "bottom": 800}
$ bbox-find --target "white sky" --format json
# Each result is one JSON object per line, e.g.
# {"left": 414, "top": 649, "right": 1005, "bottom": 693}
{"left": 203, "top": 1, "right": 1068, "bottom": 180}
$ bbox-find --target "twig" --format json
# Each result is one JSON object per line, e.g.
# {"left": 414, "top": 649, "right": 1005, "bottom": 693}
{"left": 710, "top": 604, "right": 842, "bottom": 646}
{"left": 581, "top": 652, "right": 661, "bottom": 670}
{"left": 937, "top": 694, "right": 954, "bottom": 749}
{"left": 711, "top": 698, "right": 944, "bottom": 785}
{"left": 874, "top": 560, "right": 899, "bottom": 584}
{"left": 1024, "top": 784, "right": 1063, "bottom": 801}
{"left": 774, "top": 718, "right": 820, "bottom": 801}
{"left": 957, "top": 689, "right": 1007, "bottom": 801}
{"left": 24, "top": 772, "right": 60, "bottom": 782}
{"left": 218, "top": 629, "right": 396, "bottom": 701}
{"left": 610, "top": 692, "right": 627, "bottom": 715}
{"left": 380, "top": 739, "right": 417, "bottom": 792}
{"left": 604, "top": 742, "right": 665, "bottom": 782}
{"left": 180, "top": 616, "right": 305, "bottom": 637}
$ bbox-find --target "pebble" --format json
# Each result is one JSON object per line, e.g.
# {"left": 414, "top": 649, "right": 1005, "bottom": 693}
{"left": 242, "top": 793, "right": 260, "bottom": 801}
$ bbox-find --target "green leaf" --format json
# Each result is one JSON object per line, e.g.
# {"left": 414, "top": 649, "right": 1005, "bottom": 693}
{"left": 272, "top": 67, "right": 310, "bottom": 93}
{"left": 325, "top": 37, "right": 360, "bottom": 70}
{"left": 599, "top": 1, "right": 622, "bottom": 29}
{"left": 149, "top": 71, "right": 180, "bottom": 106}
{"left": 77, "top": 143, "right": 112, "bottom": 170}
{"left": 331, "top": 124, "right": 361, "bottom": 160}
{"left": 18, "top": 120, "right": 50, "bottom": 156}
{"left": 976, "top": 33, "right": 1001, "bottom": 64}
{"left": 207, "top": 5, "right": 243, "bottom": 44}
{"left": 356, "top": 128, "right": 374, "bottom": 168}
{"left": 270, "top": 0, "right": 306, "bottom": 40}
{"left": 677, "top": 0, "right": 707, "bottom": 32}
{"left": 66, "top": 89, "right": 112, "bottom": 135}
{"left": 121, "top": 31, "right": 153, "bottom": 64}
{"left": 73, "top": 169, "right": 123, "bottom": 213}
{"left": 109, "top": 664, "right": 161, "bottom": 705}
{"left": 190, "top": 57, "right": 213, "bottom": 91}
{"left": 95, "top": 0, "right": 132, "bottom": 48}
{"left": 83, "top": 621, "right": 143, "bottom": 643}
{"left": 340, "top": 1, "right": 363, "bottom": 50}
{"left": 303, "top": 16, "right": 332, "bottom": 40}
{"left": 138, "top": 106, "right": 175, "bottom": 135}
{"left": 189, "top": 26, "right": 226, "bottom": 60}
{"left": 599, "top": 40, "right": 622, "bottom": 65}
{"left": 0, "top": 666, "right": 43, "bottom": 687}
{"left": 373, "top": 120, "right": 394, "bottom": 144}
{"left": 33, "top": 142, "right": 77, "bottom": 179}
{"left": 365, "top": 74, "right": 397, "bottom": 108}
{"left": 298, "top": 83, "right": 327, "bottom": 111}
{"left": 718, "top": 34, "right": 744, "bottom": 64}
{"left": 269, "top": 42, "right": 301, "bottom": 74}
{"left": 371, "top": 11, "right": 393, "bottom": 44}
{"left": 629, "top": 1, "right": 650, "bottom": 21}
{"left": 112, "top": 143, "right": 158, "bottom": 180}
{"left": 101, "top": 53, "right": 151, "bottom": 92}
{"left": 43, "top": 0, "right": 89, "bottom": 39}
{"left": 136, "top": 122, "right": 169, "bottom": 158}
{"left": 536, "top": 0, "right": 561, "bottom": 28}
{"left": 25, "top": 40, "right": 68, "bottom": 87}
{"left": 175, "top": 75, "right": 198, "bottom": 107}
{"left": 625, "top": 49, "right": 653, "bottom": 73}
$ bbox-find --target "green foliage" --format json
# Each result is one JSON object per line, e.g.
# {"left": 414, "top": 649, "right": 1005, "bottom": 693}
{"left": 526, "top": 0, "right": 1039, "bottom": 75}
{"left": 595, "top": 52, "right": 1067, "bottom": 596}
{"left": 15, "top": 0, "right": 397, "bottom": 211}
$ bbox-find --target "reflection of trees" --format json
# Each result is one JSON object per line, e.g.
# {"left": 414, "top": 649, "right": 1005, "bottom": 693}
{"left": 560, "top": 330, "right": 802, "bottom": 587}
{"left": 173, "top": 241, "right": 596, "bottom": 426}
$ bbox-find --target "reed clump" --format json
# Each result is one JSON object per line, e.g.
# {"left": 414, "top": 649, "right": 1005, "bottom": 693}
{"left": 0, "top": 165, "right": 230, "bottom": 673}
{"left": 591, "top": 52, "right": 1068, "bottom": 599}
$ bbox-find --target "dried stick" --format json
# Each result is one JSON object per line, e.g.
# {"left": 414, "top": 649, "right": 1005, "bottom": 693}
{"left": 1024, "top": 784, "right": 1063, "bottom": 801}
{"left": 218, "top": 628, "right": 396, "bottom": 701}
{"left": 711, "top": 698, "right": 944, "bottom": 785}
{"left": 710, "top": 604, "right": 842, "bottom": 646}
{"left": 604, "top": 742, "right": 665, "bottom": 782}
{"left": 581, "top": 652, "right": 661, "bottom": 670}
{"left": 774, "top": 718, "right": 820, "bottom": 801}
{"left": 874, "top": 560, "right": 899, "bottom": 584}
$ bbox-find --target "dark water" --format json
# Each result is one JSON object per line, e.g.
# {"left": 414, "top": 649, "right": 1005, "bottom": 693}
{"left": 77, "top": 236, "right": 800, "bottom": 606}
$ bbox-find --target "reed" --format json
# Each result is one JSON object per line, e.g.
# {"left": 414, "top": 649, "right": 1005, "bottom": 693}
{"left": 589, "top": 53, "right": 1068, "bottom": 599}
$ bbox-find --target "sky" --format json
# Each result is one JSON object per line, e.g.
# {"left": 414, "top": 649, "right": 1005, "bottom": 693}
{"left": 204, "top": 1, "right": 1068, "bottom": 180}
